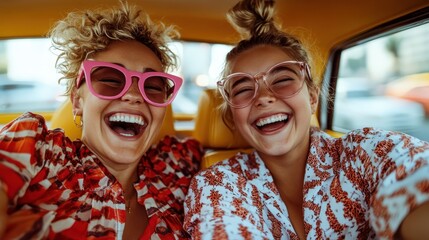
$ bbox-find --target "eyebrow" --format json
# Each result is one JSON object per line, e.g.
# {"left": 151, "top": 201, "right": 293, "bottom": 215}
{"left": 270, "top": 65, "right": 299, "bottom": 75}
{"left": 110, "top": 62, "right": 160, "bottom": 73}
{"left": 231, "top": 76, "right": 252, "bottom": 89}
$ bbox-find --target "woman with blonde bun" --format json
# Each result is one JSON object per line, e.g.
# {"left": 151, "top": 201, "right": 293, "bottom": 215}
{"left": 184, "top": 0, "right": 429, "bottom": 239}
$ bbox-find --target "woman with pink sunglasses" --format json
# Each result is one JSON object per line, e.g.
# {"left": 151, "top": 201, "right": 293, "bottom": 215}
{"left": 0, "top": 2, "right": 202, "bottom": 239}
{"left": 184, "top": 0, "right": 429, "bottom": 239}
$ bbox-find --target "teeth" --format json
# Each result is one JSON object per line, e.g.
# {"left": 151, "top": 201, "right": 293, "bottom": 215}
{"left": 256, "top": 114, "right": 288, "bottom": 127}
{"left": 109, "top": 113, "right": 145, "bottom": 126}
{"left": 120, "top": 133, "right": 134, "bottom": 137}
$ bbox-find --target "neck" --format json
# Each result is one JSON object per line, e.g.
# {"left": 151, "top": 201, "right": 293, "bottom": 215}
{"left": 120, "top": 168, "right": 138, "bottom": 214}
{"left": 81, "top": 138, "right": 141, "bottom": 190}
{"left": 118, "top": 167, "right": 138, "bottom": 193}
{"left": 260, "top": 130, "right": 311, "bottom": 202}
{"left": 268, "top": 153, "right": 306, "bottom": 202}
{"left": 101, "top": 161, "right": 139, "bottom": 199}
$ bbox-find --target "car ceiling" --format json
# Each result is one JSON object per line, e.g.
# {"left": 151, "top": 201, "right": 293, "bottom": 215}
{"left": 1, "top": 0, "right": 428, "bottom": 66}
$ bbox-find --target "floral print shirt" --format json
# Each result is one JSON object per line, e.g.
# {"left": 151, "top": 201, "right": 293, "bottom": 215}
{"left": 184, "top": 127, "right": 429, "bottom": 240}
{"left": 0, "top": 112, "right": 203, "bottom": 239}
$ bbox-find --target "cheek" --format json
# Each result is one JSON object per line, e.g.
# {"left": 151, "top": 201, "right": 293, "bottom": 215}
{"left": 80, "top": 88, "right": 96, "bottom": 109}
{"left": 150, "top": 107, "right": 167, "bottom": 124}
{"left": 294, "top": 87, "right": 314, "bottom": 112}
{"left": 231, "top": 108, "right": 250, "bottom": 127}
{"left": 83, "top": 95, "right": 104, "bottom": 112}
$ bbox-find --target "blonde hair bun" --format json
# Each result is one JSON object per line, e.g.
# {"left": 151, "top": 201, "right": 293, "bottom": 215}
{"left": 227, "top": 0, "right": 278, "bottom": 39}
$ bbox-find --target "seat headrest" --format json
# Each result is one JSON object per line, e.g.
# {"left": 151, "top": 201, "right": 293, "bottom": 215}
{"left": 193, "top": 89, "right": 250, "bottom": 149}
{"left": 50, "top": 100, "right": 176, "bottom": 142}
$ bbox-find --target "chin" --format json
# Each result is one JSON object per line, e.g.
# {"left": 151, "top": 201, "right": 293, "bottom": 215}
{"left": 260, "top": 143, "right": 292, "bottom": 155}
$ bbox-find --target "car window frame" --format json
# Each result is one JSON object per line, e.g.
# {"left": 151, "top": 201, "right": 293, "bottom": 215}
{"left": 319, "top": 6, "right": 429, "bottom": 132}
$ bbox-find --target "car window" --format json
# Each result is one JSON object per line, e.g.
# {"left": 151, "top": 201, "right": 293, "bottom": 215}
{"left": 0, "top": 39, "right": 66, "bottom": 113}
{"left": 169, "top": 42, "right": 232, "bottom": 114}
{"left": 0, "top": 38, "right": 231, "bottom": 119}
{"left": 333, "top": 21, "right": 429, "bottom": 142}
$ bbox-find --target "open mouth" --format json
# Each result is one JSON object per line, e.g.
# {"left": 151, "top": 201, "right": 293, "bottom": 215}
{"left": 106, "top": 113, "right": 146, "bottom": 137}
{"left": 255, "top": 113, "right": 289, "bottom": 132}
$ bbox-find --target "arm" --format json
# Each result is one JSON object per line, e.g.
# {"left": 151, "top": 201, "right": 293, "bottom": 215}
{"left": 397, "top": 201, "right": 429, "bottom": 239}
{"left": 0, "top": 113, "right": 50, "bottom": 237}
{"left": 359, "top": 130, "right": 429, "bottom": 239}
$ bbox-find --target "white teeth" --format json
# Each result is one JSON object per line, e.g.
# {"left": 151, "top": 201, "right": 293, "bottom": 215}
{"left": 109, "top": 113, "right": 145, "bottom": 126}
{"left": 120, "top": 133, "right": 134, "bottom": 137}
{"left": 256, "top": 114, "right": 288, "bottom": 127}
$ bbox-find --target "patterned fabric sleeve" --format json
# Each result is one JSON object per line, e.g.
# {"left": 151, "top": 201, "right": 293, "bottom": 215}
{"left": 0, "top": 112, "right": 49, "bottom": 201}
{"left": 184, "top": 157, "right": 268, "bottom": 240}
{"left": 343, "top": 128, "right": 429, "bottom": 239}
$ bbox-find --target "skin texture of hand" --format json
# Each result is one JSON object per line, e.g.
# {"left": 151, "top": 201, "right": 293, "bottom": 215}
{"left": 398, "top": 201, "right": 429, "bottom": 239}
{"left": 0, "top": 189, "right": 7, "bottom": 237}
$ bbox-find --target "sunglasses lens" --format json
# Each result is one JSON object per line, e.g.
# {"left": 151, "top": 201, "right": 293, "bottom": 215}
{"left": 267, "top": 63, "right": 304, "bottom": 97}
{"left": 223, "top": 74, "right": 256, "bottom": 107}
{"left": 90, "top": 66, "right": 126, "bottom": 97}
{"left": 143, "top": 76, "right": 176, "bottom": 104}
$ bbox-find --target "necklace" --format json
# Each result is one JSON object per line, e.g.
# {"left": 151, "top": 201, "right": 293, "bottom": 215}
{"left": 124, "top": 190, "right": 134, "bottom": 214}
{"left": 126, "top": 198, "right": 132, "bottom": 214}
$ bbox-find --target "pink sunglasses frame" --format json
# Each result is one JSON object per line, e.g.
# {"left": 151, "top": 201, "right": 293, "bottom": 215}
{"left": 76, "top": 60, "right": 183, "bottom": 107}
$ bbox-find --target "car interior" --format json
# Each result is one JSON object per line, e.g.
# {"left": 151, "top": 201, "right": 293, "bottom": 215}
{"left": 1, "top": 0, "right": 429, "bottom": 169}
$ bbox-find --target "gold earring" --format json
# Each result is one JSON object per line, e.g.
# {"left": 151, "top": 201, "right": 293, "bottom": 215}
{"left": 73, "top": 114, "right": 83, "bottom": 128}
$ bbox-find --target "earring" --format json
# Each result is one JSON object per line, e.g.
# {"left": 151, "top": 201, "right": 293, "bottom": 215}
{"left": 73, "top": 114, "right": 83, "bottom": 128}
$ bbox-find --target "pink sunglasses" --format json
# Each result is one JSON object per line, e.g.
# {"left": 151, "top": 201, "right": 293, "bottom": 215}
{"left": 77, "top": 60, "right": 183, "bottom": 107}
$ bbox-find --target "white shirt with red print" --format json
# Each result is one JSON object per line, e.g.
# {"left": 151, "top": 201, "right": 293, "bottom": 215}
{"left": 184, "top": 127, "right": 429, "bottom": 240}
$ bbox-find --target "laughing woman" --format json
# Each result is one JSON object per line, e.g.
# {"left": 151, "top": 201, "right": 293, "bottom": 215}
{"left": 184, "top": 0, "right": 429, "bottom": 239}
{"left": 0, "top": 2, "right": 202, "bottom": 239}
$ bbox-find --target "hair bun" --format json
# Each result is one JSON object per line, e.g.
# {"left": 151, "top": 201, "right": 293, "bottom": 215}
{"left": 227, "top": 0, "right": 277, "bottom": 39}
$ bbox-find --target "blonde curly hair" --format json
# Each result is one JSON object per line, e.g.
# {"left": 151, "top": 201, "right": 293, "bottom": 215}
{"left": 220, "top": 0, "right": 319, "bottom": 129}
{"left": 49, "top": 1, "right": 179, "bottom": 96}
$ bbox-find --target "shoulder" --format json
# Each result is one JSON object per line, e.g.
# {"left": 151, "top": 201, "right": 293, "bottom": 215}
{"left": 340, "top": 127, "right": 426, "bottom": 146}
{"left": 0, "top": 113, "right": 74, "bottom": 197}
{"left": 336, "top": 127, "right": 429, "bottom": 160}
{"left": 1, "top": 111, "right": 72, "bottom": 156}
{"left": 144, "top": 135, "right": 203, "bottom": 173}
{"left": 194, "top": 152, "right": 254, "bottom": 183}
{"left": 1, "top": 112, "right": 46, "bottom": 133}
{"left": 311, "top": 126, "right": 421, "bottom": 147}
{"left": 0, "top": 112, "right": 65, "bottom": 142}
{"left": 151, "top": 135, "right": 202, "bottom": 154}
{"left": 209, "top": 151, "right": 252, "bottom": 171}
{"left": 309, "top": 127, "right": 429, "bottom": 160}
{"left": 1, "top": 112, "right": 65, "bottom": 136}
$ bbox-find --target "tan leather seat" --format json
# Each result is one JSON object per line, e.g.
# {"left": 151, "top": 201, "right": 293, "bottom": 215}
{"left": 50, "top": 100, "right": 176, "bottom": 142}
{"left": 193, "top": 88, "right": 319, "bottom": 169}
{"left": 192, "top": 89, "right": 251, "bottom": 168}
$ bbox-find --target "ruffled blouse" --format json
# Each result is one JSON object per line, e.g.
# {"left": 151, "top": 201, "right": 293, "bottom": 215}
{"left": 0, "top": 112, "right": 202, "bottom": 239}
{"left": 184, "top": 127, "right": 429, "bottom": 239}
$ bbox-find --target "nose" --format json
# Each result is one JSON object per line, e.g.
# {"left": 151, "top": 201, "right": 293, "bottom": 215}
{"left": 121, "top": 77, "right": 143, "bottom": 104}
{"left": 254, "top": 82, "right": 276, "bottom": 107}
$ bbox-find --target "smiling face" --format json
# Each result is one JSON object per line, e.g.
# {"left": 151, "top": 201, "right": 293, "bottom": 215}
{"left": 228, "top": 45, "right": 318, "bottom": 162}
{"left": 72, "top": 40, "right": 166, "bottom": 169}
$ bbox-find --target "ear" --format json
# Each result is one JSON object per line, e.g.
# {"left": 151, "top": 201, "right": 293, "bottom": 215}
{"left": 71, "top": 88, "right": 83, "bottom": 116}
{"left": 309, "top": 88, "right": 319, "bottom": 114}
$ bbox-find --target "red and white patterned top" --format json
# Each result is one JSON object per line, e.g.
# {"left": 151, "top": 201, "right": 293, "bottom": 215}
{"left": 184, "top": 127, "right": 429, "bottom": 240}
{"left": 0, "top": 112, "right": 202, "bottom": 239}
